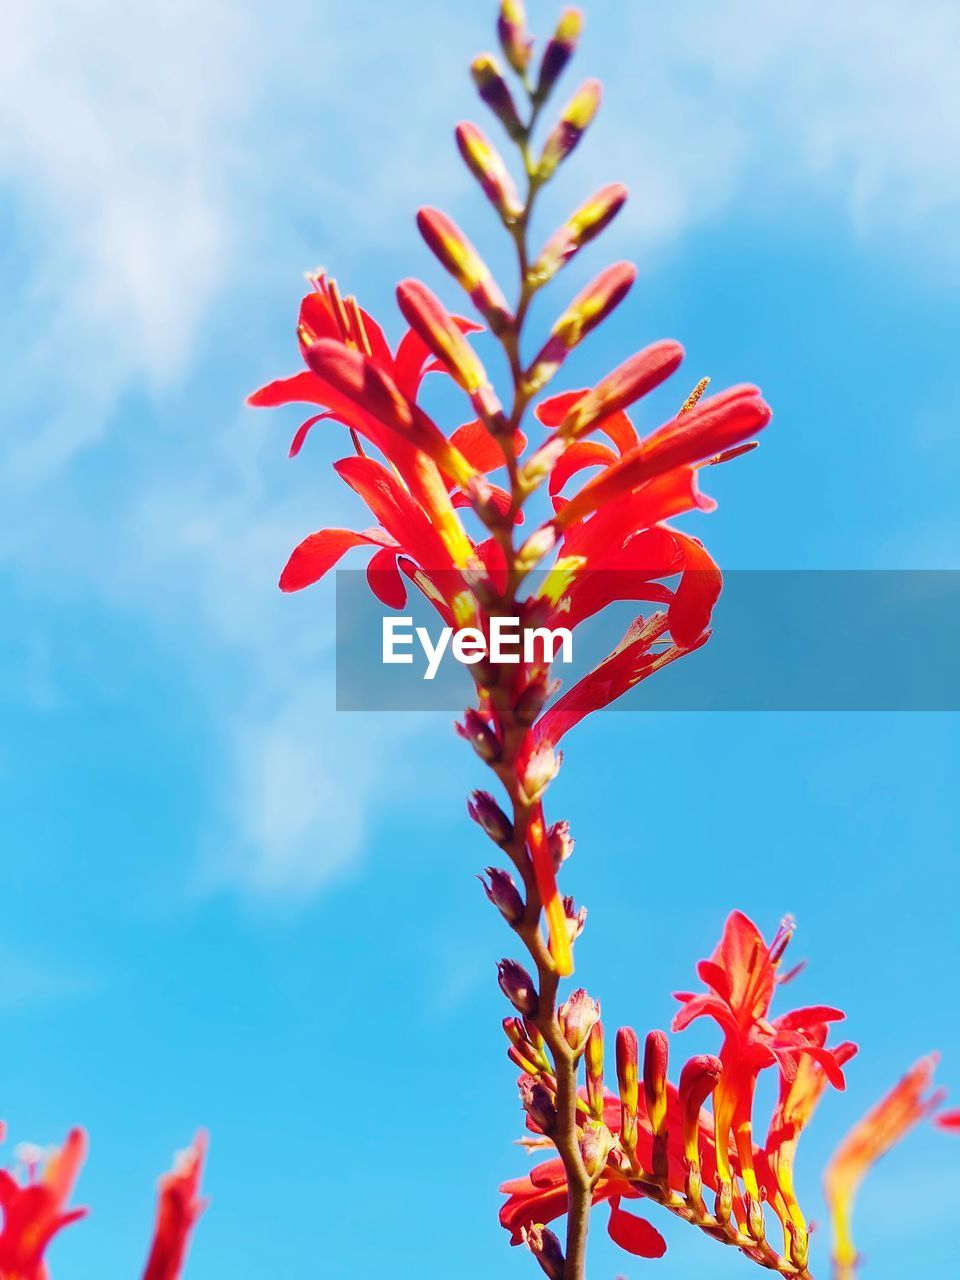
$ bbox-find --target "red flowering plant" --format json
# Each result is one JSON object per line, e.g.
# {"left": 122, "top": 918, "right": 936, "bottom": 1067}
{"left": 246, "top": 4, "right": 960, "bottom": 1280}
{"left": 0, "top": 1126, "right": 205, "bottom": 1279}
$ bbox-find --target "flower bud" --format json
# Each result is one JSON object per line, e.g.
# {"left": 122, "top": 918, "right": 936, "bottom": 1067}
{"left": 522, "top": 1224, "right": 565, "bottom": 1280}
{"left": 456, "top": 122, "right": 524, "bottom": 223}
{"left": 746, "top": 1195, "right": 766, "bottom": 1243}
{"left": 519, "top": 1075, "right": 556, "bottom": 1132}
{"left": 471, "top": 53, "right": 526, "bottom": 142}
{"left": 416, "top": 207, "right": 512, "bottom": 333}
{"left": 530, "top": 183, "right": 628, "bottom": 286}
{"left": 455, "top": 709, "right": 501, "bottom": 762}
{"left": 480, "top": 867, "right": 524, "bottom": 924}
{"left": 548, "top": 820, "right": 574, "bottom": 868}
{"left": 537, "top": 79, "right": 602, "bottom": 181}
{"left": 528, "top": 262, "right": 636, "bottom": 392}
{"left": 558, "top": 988, "right": 600, "bottom": 1053}
{"left": 497, "top": 958, "right": 539, "bottom": 1015}
{"left": 679, "top": 1054, "right": 722, "bottom": 1166}
{"left": 563, "top": 894, "right": 587, "bottom": 940}
{"left": 578, "top": 1119, "right": 616, "bottom": 1178}
{"left": 557, "top": 340, "right": 686, "bottom": 440}
{"left": 616, "top": 1027, "right": 639, "bottom": 1151}
{"left": 468, "top": 790, "right": 514, "bottom": 845}
{"left": 643, "top": 1030, "right": 669, "bottom": 1139}
{"left": 585, "top": 1021, "right": 604, "bottom": 1119}
{"left": 715, "top": 1178, "right": 733, "bottom": 1224}
{"left": 498, "top": 0, "right": 533, "bottom": 75}
{"left": 396, "top": 279, "right": 490, "bottom": 396}
{"left": 519, "top": 743, "right": 561, "bottom": 805}
{"left": 516, "top": 522, "right": 558, "bottom": 572}
{"left": 535, "top": 8, "right": 583, "bottom": 103}
{"left": 514, "top": 673, "right": 551, "bottom": 726}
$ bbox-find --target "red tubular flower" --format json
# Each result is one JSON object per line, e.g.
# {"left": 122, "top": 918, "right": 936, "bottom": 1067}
{"left": 142, "top": 1132, "right": 208, "bottom": 1280}
{"left": 673, "top": 911, "right": 848, "bottom": 1215}
{"left": 0, "top": 1127, "right": 87, "bottom": 1279}
{"left": 824, "top": 1057, "right": 945, "bottom": 1276}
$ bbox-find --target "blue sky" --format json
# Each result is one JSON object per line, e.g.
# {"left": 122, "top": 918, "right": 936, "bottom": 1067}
{"left": 2, "top": 0, "right": 959, "bottom": 1275}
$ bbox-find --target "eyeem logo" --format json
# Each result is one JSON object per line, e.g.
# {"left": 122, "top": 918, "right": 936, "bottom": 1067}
{"left": 382, "top": 616, "right": 574, "bottom": 681}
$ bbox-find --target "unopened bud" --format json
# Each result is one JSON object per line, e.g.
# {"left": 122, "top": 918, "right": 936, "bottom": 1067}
{"left": 528, "top": 262, "right": 636, "bottom": 391}
{"left": 537, "top": 79, "right": 602, "bottom": 181}
{"left": 558, "top": 988, "right": 600, "bottom": 1053}
{"left": 787, "top": 1220, "right": 809, "bottom": 1270}
{"left": 522, "top": 1224, "right": 565, "bottom": 1280}
{"left": 746, "top": 1195, "right": 766, "bottom": 1243}
{"left": 519, "top": 1075, "right": 557, "bottom": 1132}
{"left": 616, "top": 1027, "right": 639, "bottom": 1150}
{"left": 579, "top": 1119, "right": 616, "bottom": 1178}
{"left": 558, "top": 340, "right": 686, "bottom": 439}
{"left": 519, "top": 743, "right": 561, "bottom": 804}
{"left": 456, "top": 122, "right": 524, "bottom": 223}
{"left": 535, "top": 8, "right": 583, "bottom": 103}
{"left": 471, "top": 53, "right": 525, "bottom": 142}
{"left": 480, "top": 867, "right": 524, "bottom": 924}
{"left": 417, "top": 207, "right": 512, "bottom": 333}
{"left": 516, "top": 523, "right": 558, "bottom": 571}
{"left": 530, "top": 183, "right": 628, "bottom": 286}
{"left": 455, "top": 709, "right": 501, "bottom": 762}
{"left": 562, "top": 894, "right": 586, "bottom": 940}
{"left": 497, "top": 958, "right": 539, "bottom": 1015}
{"left": 643, "top": 1031, "right": 669, "bottom": 1139}
{"left": 514, "top": 674, "right": 550, "bottom": 726}
{"left": 498, "top": 0, "right": 533, "bottom": 75}
{"left": 396, "top": 279, "right": 489, "bottom": 395}
{"left": 548, "top": 820, "right": 574, "bottom": 868}
{"left": 585, "top": 1021, "right": 604, "bottom": 1118}
{"left": 468, "top": 790, "right": 514, "bottom": 845}
{"left": 679, "top": 1054, "right": 722, "bottom": 1166}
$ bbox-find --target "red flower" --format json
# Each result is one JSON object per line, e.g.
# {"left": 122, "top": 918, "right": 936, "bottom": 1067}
{"left": 673, "top": 911, "right": 848, "bottom": 1209}
{"left": 824, "top": 1057, "right": 946, "bottom": 1275}
{"left": 0, "top": 1127, "right": 87, "bottom": 1279}
{"left": 142, "top": 1132, "right": 208, "bottom": 1280}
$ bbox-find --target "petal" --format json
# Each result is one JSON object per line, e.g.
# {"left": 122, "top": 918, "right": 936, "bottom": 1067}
{"left": 280, "top": 528, "right": 394, "bottom": 593}
{"left": 548, "top": 440, "right": 618, "bottom": 496}
{"left": 247, "top": 371, "right": 331, "bottom": 409}
{"left": 608, "top": 1201, "right": 668, "bottom": 1258}
{"left": 366, "top": 547, "right": 407, "bottom": 608}
{"left": 289, "top": 412, "right": 336, "bottom": 457}
{"left": 667, "top": 530, "right": 723, "bottom": 648}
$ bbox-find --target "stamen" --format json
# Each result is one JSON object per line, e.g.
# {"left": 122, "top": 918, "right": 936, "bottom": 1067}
{"left": 326, "top": 278, "right": 352, "bottom": 342}
{"left": 346, "top": 296, "right": 374, "bottom": 358}
{"left": 678, "top": 376, "right": 710, "bottom": 416}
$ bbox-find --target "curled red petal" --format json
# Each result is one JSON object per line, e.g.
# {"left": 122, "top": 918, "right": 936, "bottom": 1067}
{"left": 279, "top": 528, "right": 394, "bottom": 593}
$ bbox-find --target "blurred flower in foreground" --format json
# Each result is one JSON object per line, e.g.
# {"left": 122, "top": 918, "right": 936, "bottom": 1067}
{"left": 0, "top": 1125, "right": 206, "bottom": 1280}
{"left": 824, "top": 1057, "right": 953, "bottom": 1279}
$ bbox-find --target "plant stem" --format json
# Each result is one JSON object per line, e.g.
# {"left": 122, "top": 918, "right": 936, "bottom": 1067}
{"left": 475, "top": 106, "right": 595, "bottom": 1280}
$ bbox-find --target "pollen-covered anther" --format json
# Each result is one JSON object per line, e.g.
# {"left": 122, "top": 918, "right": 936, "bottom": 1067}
{"left": 678, "top": 376, "right": 710, "bottom": 415}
